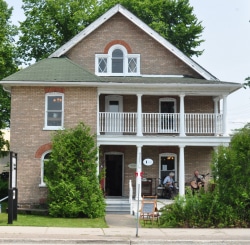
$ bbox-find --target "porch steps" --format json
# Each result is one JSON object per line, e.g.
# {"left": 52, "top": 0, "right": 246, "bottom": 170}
{"left": 105, "top": 197, "right": 130, "bottom": 214}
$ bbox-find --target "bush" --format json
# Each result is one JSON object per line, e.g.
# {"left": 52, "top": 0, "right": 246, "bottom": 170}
{"left": 160, "top": 124, "right": 250, "bottom": 228}
{"left": 45, "top": 122, "right": 106, "bottom": 218}
{"left": 0, "top": 178, "right": 8, "bottom": 199}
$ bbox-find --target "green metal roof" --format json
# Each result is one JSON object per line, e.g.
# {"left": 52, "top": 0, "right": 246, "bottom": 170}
{"left": 2, "top": 57, "right": 101, "bottom": 82}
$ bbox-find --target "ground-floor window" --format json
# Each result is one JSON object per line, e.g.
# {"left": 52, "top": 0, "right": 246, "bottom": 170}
{"left": 39, "top": 151, "right": 51, "bottom": 187}
{"left": 159, "top": 153, "right": 177, "bottom": 184}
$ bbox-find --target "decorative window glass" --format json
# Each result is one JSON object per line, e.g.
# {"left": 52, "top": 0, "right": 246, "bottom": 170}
{"left": 44, "top": 93, "right": 64, "bottom": 130}
{"left": 39, "top": 151, "right": 51, "bottom": 187}
{"left": 95, "top": 44, "right": 140, "bottom": 76}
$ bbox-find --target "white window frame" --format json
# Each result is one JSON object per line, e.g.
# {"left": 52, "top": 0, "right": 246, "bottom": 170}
{"left": 95, "top": 44, "right": 140, "bottom": 76}
{"left": 159, "top": 153, "right": 178, "bottom": 185}
{"left": 44, "top": 92, "right": 64, "bottom": 130}
{"left": 39, "top": 151, "right": 51, "bottom": 187}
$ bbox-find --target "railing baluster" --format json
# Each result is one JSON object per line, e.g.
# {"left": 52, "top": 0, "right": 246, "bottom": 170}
{"left": 98, "top": 112, "right": 223, "bottom": 135}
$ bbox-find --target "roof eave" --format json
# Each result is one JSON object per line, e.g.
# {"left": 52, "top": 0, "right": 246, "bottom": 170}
{"left": 1, "top": 81, "right": 242, "bottom": 95}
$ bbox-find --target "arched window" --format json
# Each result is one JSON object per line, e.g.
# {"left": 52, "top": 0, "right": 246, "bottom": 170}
{"left": 112, "top": 49, "right": 124, "bottom": 73}
{"left": 95, "top": 44, "right": 140, "bottom": 76}
{"left": 39, "top": 151, "right": 51, "bottom": 187}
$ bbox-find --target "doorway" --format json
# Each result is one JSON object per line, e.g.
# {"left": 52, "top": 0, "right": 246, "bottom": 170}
{"left": 105, "top": 153, "right": 123, "bottom": 196}
{"left": 105, "top": 95, "right": 123, "bottom": 134}
{"left": 159, "top": 98, "right": 176, "bottom": 132}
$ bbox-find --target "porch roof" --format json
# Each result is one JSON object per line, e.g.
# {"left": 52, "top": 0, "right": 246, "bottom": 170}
{"left": 2, "top": 57, "right": 101, "bottom": 82}
{"left": 1, "top": 57, "right": 242, "bottom": 94}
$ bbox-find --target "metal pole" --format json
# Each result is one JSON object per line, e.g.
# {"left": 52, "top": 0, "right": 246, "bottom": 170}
{"left": 8, "top": 188, "right": 13, "bottom": 224}
{"left": 136, "top": 183, "right": 140, "bottom": 237}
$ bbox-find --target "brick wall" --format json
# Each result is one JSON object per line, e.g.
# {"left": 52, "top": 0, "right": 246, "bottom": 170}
{"left": 67, "top": 13, "right": 202, "bottom": 78}
{"left": 100, "top": 145, "right": 213, "bottom": 197}
{"left": 10, "top": 86, "right": 97, "bottom": 205}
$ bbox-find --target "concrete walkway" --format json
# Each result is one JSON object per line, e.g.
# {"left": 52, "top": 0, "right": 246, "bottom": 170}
{"left": 1, "top": 214, "right": 250, "bottom": 244}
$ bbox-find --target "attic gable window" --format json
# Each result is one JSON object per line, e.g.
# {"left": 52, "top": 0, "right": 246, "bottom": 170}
{"left": 44, "top": 92, "right": 64, "bottom": 130}
{"left": 95, "top": 44, "right": 140, "bottom": 76}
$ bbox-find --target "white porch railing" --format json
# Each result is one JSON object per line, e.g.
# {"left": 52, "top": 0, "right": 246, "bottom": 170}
{"left": 99, "top": 112, "right": 137, "bottom": 133}
{"left": 185, "top": 113, "right": 223, "bottom": 134}
{"left": 99, "top": 112, "right": 223, "bottom": 135}
{"left": 142, "top": 113, "right": 179, "bottom": 133}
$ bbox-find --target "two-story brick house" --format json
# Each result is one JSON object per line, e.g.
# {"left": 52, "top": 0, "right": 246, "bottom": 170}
{"left": 1, "top": 4, "right": 241, "bottom": 207}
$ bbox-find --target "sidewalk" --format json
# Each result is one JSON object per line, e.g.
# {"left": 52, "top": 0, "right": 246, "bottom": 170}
{"left": 0, "top": 214, "right": 250, "bottom": 244}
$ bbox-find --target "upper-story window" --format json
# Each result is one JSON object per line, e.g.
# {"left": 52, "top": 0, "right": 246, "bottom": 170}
{"left": 44, "top": 92, "right": 64, "bottom": 130}
{"left": 95, "top": 44, "right": 140, "bottom": 76}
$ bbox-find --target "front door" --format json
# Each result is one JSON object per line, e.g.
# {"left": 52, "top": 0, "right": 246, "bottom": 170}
{"left": 159, "top": 98, "right": 176, "bottom": 132}
{"left": 105, "top": 154, "right": 123, "bottom": 196}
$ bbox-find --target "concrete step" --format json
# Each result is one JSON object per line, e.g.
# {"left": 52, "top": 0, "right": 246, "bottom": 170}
{"left": 105, "top": 197, "right": 130, "bottom": 214}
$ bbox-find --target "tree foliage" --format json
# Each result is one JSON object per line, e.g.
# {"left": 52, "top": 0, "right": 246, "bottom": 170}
{"left": 160, "top": 123, "right": 250, "bottom": 228}
{"left": 0, "top": 0, "right": 18, "bottom": 155}
{"left": 45, "top": 122, "right": 106, "bottom": 218}
{"left": 18, "top": 0, "right": 204, "bottom": 62}
{"left": 212, "top": 123, "right": 250, "bottom": 217}
{"left": 243, "top": 76, "right": 250, "bottom": 88}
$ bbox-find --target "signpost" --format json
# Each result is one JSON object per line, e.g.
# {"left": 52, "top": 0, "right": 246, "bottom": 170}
{"left": 8, "top": 151, "right": 18, "bottom": 224}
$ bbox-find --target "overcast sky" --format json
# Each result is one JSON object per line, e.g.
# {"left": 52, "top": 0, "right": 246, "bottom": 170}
{"left": 5, "top": 0, "right": 250, "bottom": 132}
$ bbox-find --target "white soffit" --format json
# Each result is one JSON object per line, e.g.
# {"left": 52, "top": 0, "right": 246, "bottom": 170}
{"left": 49, "top": 4, "right": 217, "bottom": 81}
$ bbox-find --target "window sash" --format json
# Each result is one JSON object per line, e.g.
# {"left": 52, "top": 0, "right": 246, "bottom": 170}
{"left": 44, "top": 93, "right": 64, "bottom": 129}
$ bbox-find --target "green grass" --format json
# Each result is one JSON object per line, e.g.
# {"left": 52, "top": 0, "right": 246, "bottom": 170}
{"left": 0, "top": 202, "right": 107, "bottom": 228}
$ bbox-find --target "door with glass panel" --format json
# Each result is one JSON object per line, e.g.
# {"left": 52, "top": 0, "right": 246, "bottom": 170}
{"left": 105, "top": 95, "right": 123, "bottom": 134}
{"left": 159, "top": 98, "right": 176, "bottom": 132}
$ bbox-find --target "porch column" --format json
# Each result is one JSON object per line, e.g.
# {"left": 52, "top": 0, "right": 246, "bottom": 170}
{"left": 213, "top": 97, "right": 220, "bottom": 135}
{"left": 135, "top": 144, "right": 142, "bottom": 200}
{"left": 222, "top": 94, "right": 228, "bottom": 136}
{"left": 213, "top": 97, "right": 219, "bottom": 114}
{"left": 179, "top": 94, "right": 186, "bottom": 136}
{"left": 137, "top": 94, "right": 143, "bottom": 136}
{"left": 178, "top": 144, "right": 185, "bottom": 196}
{"left": 97, "top": 93, "right": 100, "bottom": 136}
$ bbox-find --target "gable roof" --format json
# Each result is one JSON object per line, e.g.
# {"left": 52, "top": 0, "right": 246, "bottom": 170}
{"left": 2, "top": 57, "right": 101, "bottom": 82}
{"left": 49, "top": 4, "right": 217, "bottom": 81}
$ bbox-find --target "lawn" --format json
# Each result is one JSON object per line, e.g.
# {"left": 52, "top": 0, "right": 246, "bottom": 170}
{"left": 0, "top": 202, "right": 108, "bottom": 228}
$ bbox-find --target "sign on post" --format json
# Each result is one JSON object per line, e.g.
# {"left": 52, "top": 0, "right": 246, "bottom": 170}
{"left": 8, "top": 152, "right": 18, "bottom": 224}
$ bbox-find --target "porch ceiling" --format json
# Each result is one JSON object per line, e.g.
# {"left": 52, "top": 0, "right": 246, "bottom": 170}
{"left": 97, "top": 135, "right": 231, "bottom": 147}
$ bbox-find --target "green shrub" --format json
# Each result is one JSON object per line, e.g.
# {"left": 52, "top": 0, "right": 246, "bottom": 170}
{"left": 45, "top": 122, "right": 106, "bottom": 218}
{"left": 0, "top": 178, "right": 8, "bottom": 199}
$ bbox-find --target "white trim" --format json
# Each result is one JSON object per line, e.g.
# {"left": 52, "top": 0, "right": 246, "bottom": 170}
{"left": 159, "top": 153, "right": 178, "bottom": 185}
{"left": 95, "top": 44, "right": 140, "bottom": 76}
{"left": 39, "top": 150, "right": 51, "bottom": 187}
{"left": 43, "top": 92, "right": 64, "bottom": 130}
{"left": 49, "top": 4, "right": 217, "bottom": 80}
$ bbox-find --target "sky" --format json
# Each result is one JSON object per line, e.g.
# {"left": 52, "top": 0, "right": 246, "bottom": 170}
{"left": 5, "top": 0, "right": 250, "bottom": 133}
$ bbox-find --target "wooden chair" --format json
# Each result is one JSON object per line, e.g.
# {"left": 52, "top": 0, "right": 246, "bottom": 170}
{"left": 140, "top": 195, "right": 160, "bottom": 226}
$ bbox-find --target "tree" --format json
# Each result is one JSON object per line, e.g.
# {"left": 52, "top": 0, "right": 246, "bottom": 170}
{"left": 0, "top": 0, "right": 18, "bottom": 155}
{"left": 45, "top": 122, "right": 106, "bottom": 218}
{"left": 18, "top": 0, "right": 204, "bottom": 62}
{"left": 243, "top": 76, "right": 250, "bottom": 88}
{"left": 211, "top": 123, "right": 250, "bottom": 225}
{"left": 160, "top": 124, "right": 250, "bottom": 228}
{"left": 18, "top": 0, "right": 100, "bottom": 63}
{"left": 101, "top": 0, "right": 204, "bottom": 57}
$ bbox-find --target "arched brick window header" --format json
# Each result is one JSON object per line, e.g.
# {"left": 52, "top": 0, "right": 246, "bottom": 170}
{"left": 35, "top": 143, "right": 52, "bottom": 158}
{"left": 104, "top": 40, "right": 132, "bottom": 54}
{"left": 44, "top": 88, "right": 65, "bottom": 93}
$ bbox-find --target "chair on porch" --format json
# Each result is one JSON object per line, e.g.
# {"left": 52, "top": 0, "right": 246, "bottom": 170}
{"left": 140, "top": 195, "right": 160, "bottom": 226}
